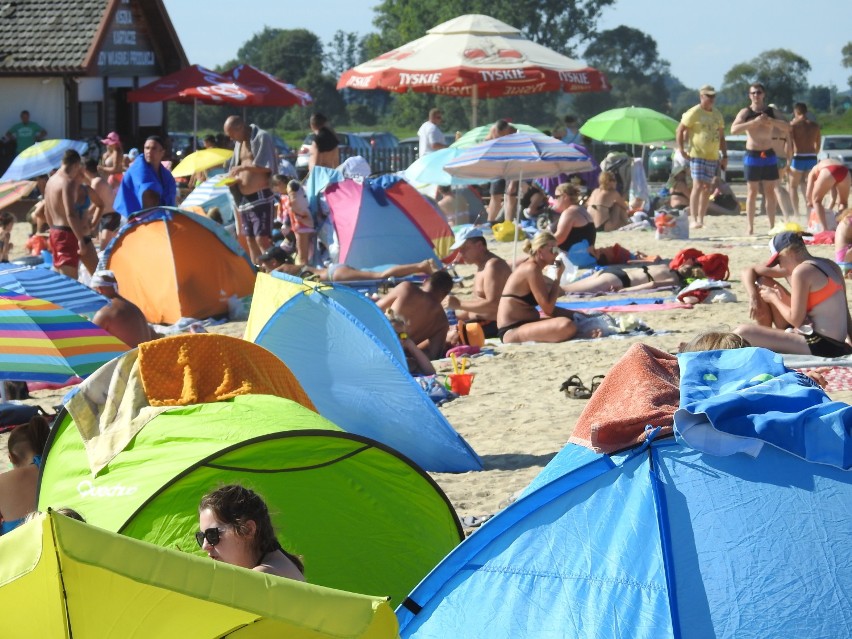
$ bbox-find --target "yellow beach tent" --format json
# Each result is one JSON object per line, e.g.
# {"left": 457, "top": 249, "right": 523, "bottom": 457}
{"left": 0, "top": 511, "right": 399, "bottom": 639}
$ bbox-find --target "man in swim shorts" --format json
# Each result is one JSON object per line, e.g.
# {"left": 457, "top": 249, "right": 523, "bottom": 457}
{"left": 43, "top": 150, "right": 95, "bottom": 278}
{"left": 789, "top": 102, "right": 821, "bottom": 215}
{"left": 731, "top": 82, "right": 790, "bottom": 234}
{"left": 224, "top": 115, "right": 277, "bottom": 265}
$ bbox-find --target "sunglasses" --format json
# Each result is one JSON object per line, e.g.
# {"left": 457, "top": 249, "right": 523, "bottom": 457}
{"left": 195, "top": 527, "right": 225, "bottom": 547}
{"left": 750, "top": 91, "right": 763, "bottom": 95}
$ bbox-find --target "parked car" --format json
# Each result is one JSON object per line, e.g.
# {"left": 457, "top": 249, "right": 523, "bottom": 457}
{"left": 647, "top": 148, "right": 673, "bottom": 181}
{"left": 351, "top": 131, "right": 400, "bottom": 172}
{"left": 724, "top": 135, "right": 747, "bottom": 181}
{"left": 295, "top": 131, "right": 371, "bottom": 178}
{"left": 167, "top": 132, "right": 198, "bottom": 161}
{"left": 818, "top": 135, "right": 852, "bottom": 169}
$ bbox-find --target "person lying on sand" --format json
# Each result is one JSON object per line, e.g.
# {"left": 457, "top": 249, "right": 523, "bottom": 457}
{"left": 378, "top": 270, "right": 454, "bottom": 360}
{"left": 443, "top": 226, "right": 511, "bottom": 340}
{"left": 561, "top": 263, "right": 705, "bottom": 295}
{"left": 496, "top": 232, "right": 579, "bottom": 344}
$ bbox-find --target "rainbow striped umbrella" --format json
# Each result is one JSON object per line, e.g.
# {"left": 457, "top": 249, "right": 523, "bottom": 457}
{"left": 0, "top": 290, "right": 129, "bottom": 383}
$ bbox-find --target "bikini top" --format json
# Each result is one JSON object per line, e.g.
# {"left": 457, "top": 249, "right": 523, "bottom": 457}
{"left": 501, "top": 291, "right": 537, "bottom": 308}
{"left": 806, "top": 261, "right": 844, "bottom": 312}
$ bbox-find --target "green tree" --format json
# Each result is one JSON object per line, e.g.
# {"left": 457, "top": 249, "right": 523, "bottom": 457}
{"left": 572, "top": 26, "right": 671, "bottom": 118}
{"left": 234, "top": 28, "right": 322, "bottom": 83}
{"left": 843, "top": 42, "right": 852, "bottom": 90}
{"left": 721, "top": 49, "right": 811, "bottom": 110}
{"left": 807, "top": 85, "right": 832, "bottom": 113}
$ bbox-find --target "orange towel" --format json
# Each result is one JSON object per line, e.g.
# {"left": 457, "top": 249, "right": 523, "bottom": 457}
{"left": 570, "top": 343, "right": 679, "bottom": 454}
{"left": 137, "top": 333, "right": 316, "bottom": 411}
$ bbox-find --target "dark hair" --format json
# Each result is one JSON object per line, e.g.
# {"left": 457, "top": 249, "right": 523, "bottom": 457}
{"left": 427, "top": 270, "right": 454, "bottom": 295}
{"left": 55, "top": 507, "right": 85, "bottom": 522}
{"left": 99, "top": 212, "right": 121, "bottom": 232}
{"left": 794, "top": 102, "right": 807, "bottom": 114}
{"left": 8, "top": 415, "right": 49, "bottom": 465}
{"left": 203, "top": 134, "right": 216, "bottom": 145}
{"left": 145, "top": 135, "right": 165, "bottom": 149}
{"left": 310, "top": 113, "right": 328, "bottom": 129}
{"left": 84, "top": 158, "right": 98, "bottom": 173}
{"left": 749, "top": 82, "right": 766, "bottom": 93}
{"left": 206, "top": 206, "right": 223, "bottom": 224}
{"left": 0, "top": 211, "right": 14, "bottom": 228}
{"left": 495, "top": 119, "right": 511, "bottom": 133}
{"left": 62, "top": 150, "right": 81, "bottom": 166}
{"left": 199, "top": 484, "right": 304, "bottom": 574}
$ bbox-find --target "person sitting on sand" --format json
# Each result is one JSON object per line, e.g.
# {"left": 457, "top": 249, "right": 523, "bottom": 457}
{"left": 496, "top": 232, "right": 577, "bottom": 344}
{"left": 90, "top": 269, "right": 160, "bottom": 348}
{"left": 443, "top": 226, "right": 511, "bottom": 339}
{"left": 705, "top": 176, "right": 740, "bottom": 216}
{"left": 587, "top": 171, "right": 629, "bottom": 232}
{"left": 378, "top": 270, "right": 454, "bottom": 360}
{"left": 552, "top": 183, "right": 596, "bottom": 254}
{"left": 198, "top": 484, "right": 304, "bottom": 581}
{"left": 0, "top": 415, "right": 49, "bottom": 535}
{"left": 561, "top": 262, "right": 704, "bottom": 294}
{"left": 735, "top": 231, "right": 852, "bottom": 356}
{"left": 807, "top": 158, "right": 850, "bottom": 231}
{"left": 386, "top": 309, "right": 436, "bottom": 376}
{"left": 666, "top": 165, "right": 691, "bottom": 211}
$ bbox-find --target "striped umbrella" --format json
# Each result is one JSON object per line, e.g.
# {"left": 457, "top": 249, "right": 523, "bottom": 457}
{"left": 451, "top": 122, "right": 545, "bottom": 149}
{"left": 0, "top": 290, "right": 128, "bottom": 383}
{"left": 0, "top": 180, "right": 37, "bottom": 211}
{"left": 0, "top": 265, "right": 107, "bottom": 317}
{"left": 0, "top": 139, "right": 89, "bottom": 182}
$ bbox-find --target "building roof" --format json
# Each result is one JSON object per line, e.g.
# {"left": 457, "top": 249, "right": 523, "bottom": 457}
{"left": 0, "top": 0, "right": 186, "bottom": 75}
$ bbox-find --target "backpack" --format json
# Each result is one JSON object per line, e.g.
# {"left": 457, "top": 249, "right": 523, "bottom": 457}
{"left": 696, "top": 253, "right": 730, "bottom": 281}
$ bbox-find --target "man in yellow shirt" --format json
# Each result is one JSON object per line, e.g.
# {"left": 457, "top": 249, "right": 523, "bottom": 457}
{"left": 677, "top": 85, "right": 727, "bottom": 228}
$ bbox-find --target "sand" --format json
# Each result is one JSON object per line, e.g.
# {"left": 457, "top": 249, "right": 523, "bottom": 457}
{"left": 4, "top": 201, "right": 851, "bottom": 524}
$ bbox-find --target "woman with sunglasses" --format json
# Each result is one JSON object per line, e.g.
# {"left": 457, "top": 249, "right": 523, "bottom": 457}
{"left": 496, "top": 232, "right": 577, "bottom": 343}
{"left": 197, "top": 484, "right": 305, "bottom": 581}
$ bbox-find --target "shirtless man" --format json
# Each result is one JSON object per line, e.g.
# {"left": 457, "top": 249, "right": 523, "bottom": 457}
{"left": 730, "top": 82, "right": 790, "bottom": 234}
{"left": 443, "top": 226, "right": 511, "bottom": 339}
{"left": 90, "top": 270, "right": 159, "bottom": 348}
{"left": 767, "top": 108, "right": 794, "bottom": 222}
{"left": 486, "top": 119, "right": 518, "bottom": 222}
{"left": 43, "top": 150, "right": 97, "bottom": 278}
{"left": 224, "top": 115, "right": 277, "bottom": 264}
{"left": 789, "top": 103, "right": 821, "bottom": 216}
{"left": 377, "top": 270, "right": 454, "bottom": 360}
{"left": 82, "top": 159, "right": 115, "bottom": 233}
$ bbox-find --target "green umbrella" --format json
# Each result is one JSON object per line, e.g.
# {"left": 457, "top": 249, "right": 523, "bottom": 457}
{"left": 451, "top": 122, "right": 545, "bottom": 148}
{"left": 579, "top": 107, "right": 678, "bottom": 145}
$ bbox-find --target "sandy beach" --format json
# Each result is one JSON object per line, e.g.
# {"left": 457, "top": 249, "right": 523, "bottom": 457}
{"left": 5, "top": 201, "right": 851, "bottom": 525}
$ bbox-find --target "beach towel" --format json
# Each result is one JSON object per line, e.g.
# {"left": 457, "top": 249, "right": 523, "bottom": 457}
{"left": 137, "top": 334, "right": 314, "bottom": 409}
{"left": 795, "top": 367, "right": 852, "bottom": 393}
{"left": 675, "top": 347, "right": 852, "bottom": 468}
{"left": 569, "top": 343, "right": 679, "bottom": 453}
{"left": 557, "top": 298, "right": 690, "bottom": 312}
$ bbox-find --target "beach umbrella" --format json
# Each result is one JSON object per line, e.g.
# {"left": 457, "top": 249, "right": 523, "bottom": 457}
{"left": 0, "top": 139, "right": 89, "bottom": 182}
{"left": 580, "top": 106, "right": 679, "bottom": 145}
{"left": 0, "top": 266, "right": 107, "bottom": 316}
{"left": 218, "top": 64, "right": 313, "bottom": 107}
{"left": 451, "top": 122, "right": 545, "bottom": 149}
{"left": 171, "top": 148, "right": 233, "bottom": 178}
{"left": 0, "top": 290, "right": 128, "bottom": 383}
{"left": 0, "top": 180, "right": 36, "bottom": 211}
{"left": 126, "top": 64, "right": 230, "bottom": 103}
{"left": 445, "top": 132, "right": 592, "bottom": 265}
{"left": 403, "top": 147, "right": 483, "bottom": 187}
{"left": 337, "top": 14, "right": 608, "bottom": 126}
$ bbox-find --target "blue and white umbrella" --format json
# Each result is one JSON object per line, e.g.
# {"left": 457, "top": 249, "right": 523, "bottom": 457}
{"left": 0, "top": 265, "right": 107, "bottom": 317}
{"left": 0, "top": 139, "right": 89, "bottom": 182}
{"left": 444, "top": 132, "right": 592, "bottom": 181}
{"left": 404, "top": 147, "right": 487, "bottom": 187}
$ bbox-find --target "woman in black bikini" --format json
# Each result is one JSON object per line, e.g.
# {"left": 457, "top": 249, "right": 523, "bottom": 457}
{"left": 553, "top": 183, "right": 596, "bottom": 253}
{"left": 586, "top": 171, "right": 629, "bottom": 231}
{"left": 198, "top": 484, "right": 305, "bottom": 581}
{"left": 560, "top": 263, "right": 704, "bottom": 294}
{"left": 496, "top": 232, "right": 577, "bottom": 343}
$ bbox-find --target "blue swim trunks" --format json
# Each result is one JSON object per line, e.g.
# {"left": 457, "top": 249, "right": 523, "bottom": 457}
{"left": 744, "top": 149, "right": 779, "bottom": 182}
{"left": 791, "top": 154, "right": 818, "bottom": 172}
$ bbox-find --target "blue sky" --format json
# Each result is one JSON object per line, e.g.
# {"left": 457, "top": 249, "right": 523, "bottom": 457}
{"left": 162, "top": 0, "right": 850, "bottom": 92}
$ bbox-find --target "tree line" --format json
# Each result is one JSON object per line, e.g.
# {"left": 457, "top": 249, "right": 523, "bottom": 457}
{"left": 168, "top": 1, "right": 852, "bottom": 137}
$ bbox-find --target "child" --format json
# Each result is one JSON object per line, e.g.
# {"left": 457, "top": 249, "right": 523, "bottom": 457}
{"left": 272, "top": 175, "right": 314, "bottom": 266}
{"left": 0, "top": 415, "right": 50, "bottom": 535}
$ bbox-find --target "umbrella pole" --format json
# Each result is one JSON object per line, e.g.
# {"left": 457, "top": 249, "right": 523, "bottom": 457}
{"left": 193, "top": 98, "right": 198, "bottom": 151}
{"left": 471, "top": 85, "right": 478, "bottom": 128}
{"left": 511, "top": 170, "right": 523, "bottom": 271}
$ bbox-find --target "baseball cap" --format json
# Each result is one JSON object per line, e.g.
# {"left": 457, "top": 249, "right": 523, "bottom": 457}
{"left": 766, "top": 231, "right": 804, "bottom": 266}
{"left": 699, "top": 84, "right": 716, "bottom": 96}
{"left": 450, "top": 225, "right": 485, "bottom": 251}
{"left": 101, "top": 131, "right": 120, "bottom": 146}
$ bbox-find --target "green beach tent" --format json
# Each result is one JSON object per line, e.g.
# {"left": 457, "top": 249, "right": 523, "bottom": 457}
{"left": 37, "top": 335, "right": 462, "bottom": 605}
{"left": 0, "top": 511, "right": 398, "bottom": 638}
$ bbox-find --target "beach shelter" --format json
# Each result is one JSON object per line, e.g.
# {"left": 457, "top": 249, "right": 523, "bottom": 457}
{"left": 38, "top": 334, "right": 462, "bottom": 606}
{"left": 100, "top": 206, "right": 255, "bottom": 323}
{"left": 0, "top": 511, "right": 398, "bottom": 638}
{"left": 397, "top": 349, "right": 852, "bottom": 639}
{"left": 246, "top": 272, "right": 482, "bottom": 473}
{"left": 325, "top": 175, "right": 449, "bottom": 267}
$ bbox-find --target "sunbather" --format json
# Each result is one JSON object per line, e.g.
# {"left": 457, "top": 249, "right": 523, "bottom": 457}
{"left": 553, "top": 183, "right": 596, "bottom": 253}
{"left": 587, "top": 171, "right": 630, "bottom": 231}
{"left": 270, "top": 256, "right": 437, "bottom": 283}
{"left": 0, "top": 416, "right": 49, "bottom": 536}
{"left": 496, "top": 232, "right": 577, "bottom": 343}
{"left": 561, "top": 263, "right": 704, "bottom": 294}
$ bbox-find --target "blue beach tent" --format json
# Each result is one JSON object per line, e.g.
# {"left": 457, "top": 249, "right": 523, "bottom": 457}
{"left": 246, "top": 272, "right": 482, "bottom": 473}
{"left": 398, "top": 349, "right": 852, "bottom": 638}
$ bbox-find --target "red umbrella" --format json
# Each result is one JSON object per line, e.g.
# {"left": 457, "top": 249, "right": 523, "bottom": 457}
{"left": 220, "top": 64, "right": 313, "bottom": 107}
{"left": 338, "top": 14, "right": 608, "bottom": 125}
{"left": 126, "top": 65, "right": 230, "bottom": 103}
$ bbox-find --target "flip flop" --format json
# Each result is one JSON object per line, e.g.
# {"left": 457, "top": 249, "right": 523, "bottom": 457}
{"left": 590, "top": 375, "right": 606, "bottom": 394}
{"left": 559, "top": 374, "right": 592, "bottom": 399}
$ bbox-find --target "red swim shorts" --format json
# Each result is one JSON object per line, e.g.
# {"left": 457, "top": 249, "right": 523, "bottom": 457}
{"left": 49, "top": 227, "right": 80, "bottom": 269}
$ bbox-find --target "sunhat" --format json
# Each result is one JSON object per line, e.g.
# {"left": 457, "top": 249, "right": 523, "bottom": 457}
{"left": 101, "top": 131, "right": 120, "bottom": 146}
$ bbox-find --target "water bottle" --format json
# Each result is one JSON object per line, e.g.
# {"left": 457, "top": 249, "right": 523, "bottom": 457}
{"left": 446, "top": 308, "right": 457, "bottom": 326}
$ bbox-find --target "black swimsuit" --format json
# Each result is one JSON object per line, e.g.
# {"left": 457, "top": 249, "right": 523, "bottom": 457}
{"left": 558, "top": 222, "right": 596, "bottom": 252}
{"left": 498, "top": 291, "right": 540, "bottom": 341}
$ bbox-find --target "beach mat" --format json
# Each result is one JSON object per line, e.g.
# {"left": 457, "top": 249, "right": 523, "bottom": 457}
{"left": 557, "top": 298, "right": 692, "bottom": 312}
{"left": 795, "top": 367, "right": 852, "bottom": 393}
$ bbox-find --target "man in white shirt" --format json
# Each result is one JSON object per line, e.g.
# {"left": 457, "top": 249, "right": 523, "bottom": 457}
{"left": 418, "top": 108, "right": 447, "bottom": 157}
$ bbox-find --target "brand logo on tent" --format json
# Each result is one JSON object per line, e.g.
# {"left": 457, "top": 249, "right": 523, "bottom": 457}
{"left": 558, "top": 71, "right": 590, "bottom": 84}
{"left": 478, "top": 69, "right": 527, "bottom": 82}
{"left": 399, "top": 72, "right": 442, "bottom": 85}
{"left": 346, "top": 75, "right": 375, "bottom": 88}
{"left": 77, "top": 480, "right": 138, "bottom": 498}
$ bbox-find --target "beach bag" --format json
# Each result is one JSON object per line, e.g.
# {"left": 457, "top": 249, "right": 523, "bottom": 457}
{"left": 696, "top": 253, "right": 730, "bottom": 281}
{"left": 492, "top": 221, "right": 517, "bottom": 242}
{"left": 457, "top": 321, "right": 485, "bottom": 348}
{"left": 669, "top": 248, "right": 704, "bottom": 270}
{"left": 654, "top": 209, "right": 689, "bottom": 240}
